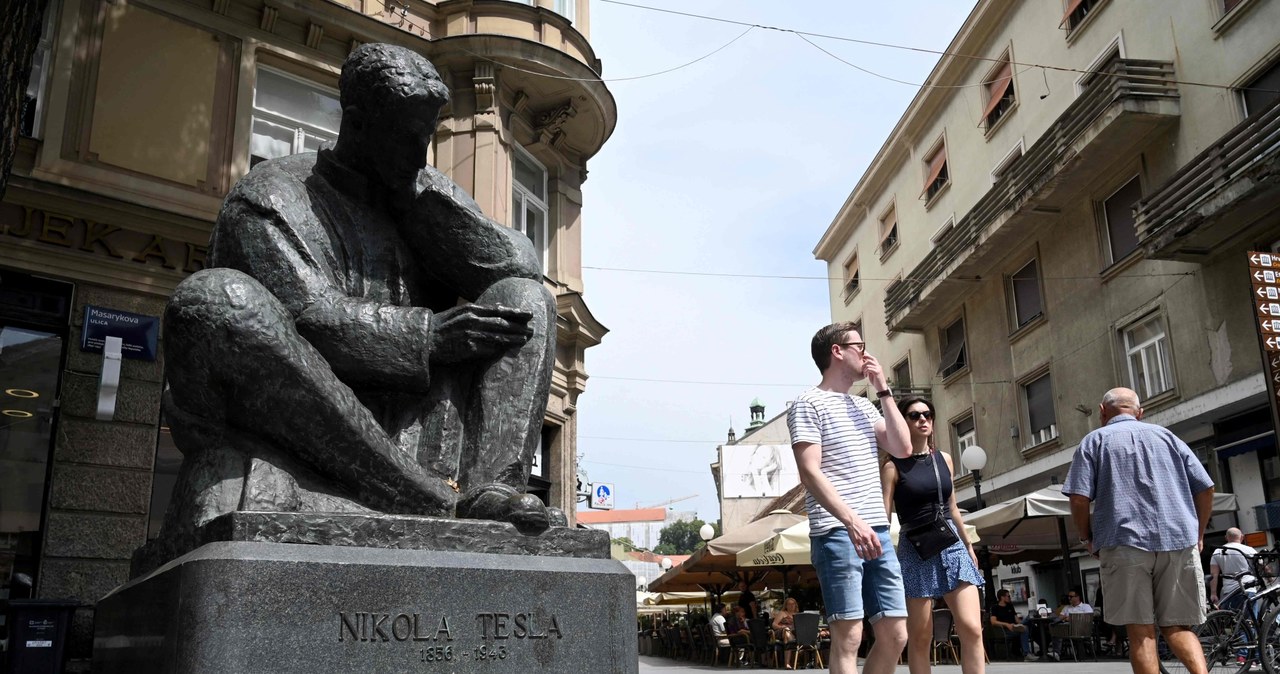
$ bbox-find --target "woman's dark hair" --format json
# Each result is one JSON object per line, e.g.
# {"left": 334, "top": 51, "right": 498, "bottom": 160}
{"left": 897, "top": 396, "right": 936, "bottom": 451}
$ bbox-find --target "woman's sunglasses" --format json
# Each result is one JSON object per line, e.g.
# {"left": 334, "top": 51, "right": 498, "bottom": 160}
{"left": 907, "top": 410, "right": 934, "bottom": 421}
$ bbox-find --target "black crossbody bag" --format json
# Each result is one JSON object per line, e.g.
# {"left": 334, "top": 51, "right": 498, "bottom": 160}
{"left": 902, "top": 452, "right": 959, "bottom": 559}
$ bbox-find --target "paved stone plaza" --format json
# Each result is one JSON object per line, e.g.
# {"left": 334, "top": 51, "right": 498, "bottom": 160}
{"left": 638, "top": 654, "right": 1145, "bottom": 673}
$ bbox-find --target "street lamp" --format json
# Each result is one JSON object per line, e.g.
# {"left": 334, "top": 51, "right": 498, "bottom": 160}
{"left": 660, "top": 557, "right": 673, "bottom": 571}
{"left": 961, "top": 445, "right": 988, "bottom": 508}
{"left": 699, "top": 523, "right": 715, "bottom": 543}
{"left": 961, "top": 445, "right": 994, "bottom": 612}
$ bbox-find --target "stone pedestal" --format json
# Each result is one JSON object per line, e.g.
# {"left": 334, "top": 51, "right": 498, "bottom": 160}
{"left": 93, "top": 514, "right": 637, "bottom": 673}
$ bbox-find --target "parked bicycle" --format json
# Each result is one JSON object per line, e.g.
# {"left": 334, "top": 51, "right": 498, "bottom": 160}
{"left": 1159, "top": 549, "right": 1280, "bottom": 674}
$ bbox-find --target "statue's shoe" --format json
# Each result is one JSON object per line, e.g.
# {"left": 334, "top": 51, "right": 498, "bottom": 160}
{"left": 457, "top": 484, "right": 551, "bottom": 535}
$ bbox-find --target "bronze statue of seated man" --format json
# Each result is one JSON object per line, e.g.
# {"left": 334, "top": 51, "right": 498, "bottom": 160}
{"left": 158, "top": 43, "right": 560, "bottom": 541}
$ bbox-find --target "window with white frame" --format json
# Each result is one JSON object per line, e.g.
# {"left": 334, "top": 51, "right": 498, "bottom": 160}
{"left": 982, "top": 55, "right": 1016, "bottom": 131}
{"left": 892, "top": 358, "right": 911, "bottom": 390}
{"left": 1241, "top": 58, "right": 1280, "bottom": 119}
{"left": 250, "top": 67, "right": 341, "bottom": 167}
{"left": 879, "top": 204, "right": 899, "bottom": 258}
{"left": 1009, "top": 258, "right": 1043, "bottom": 328}
{"left": 953, "top": 415, "right": 976, "bottom": 455}
{"left": 1101, "top": 176, "right": 1142, "bottom": 264}
{"left": 1060, "top": 0, "right": 1106, "bottom": 34}
{"left": 842, "top": 253, "right": 860, "bottom": 300}
{"left": 1022, "top": 372, "right": 1057, "bottom": 448}
{"left": 20, "top": 1, "right": 58, "bottom": 138}
{"left": 554, "top": 0, "right": 575, "bottom": 21}
{"left": 1123, "top": 313, "right": 1173, "bottom": 400}
{"left": 512, "top": 146, "right": 548, "bottom": 271}
{"left": 938, "top": 316, "right": 967, "bottom": 378}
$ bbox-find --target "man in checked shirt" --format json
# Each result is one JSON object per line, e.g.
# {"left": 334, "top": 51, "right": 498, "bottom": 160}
{"left": 1063, "top": 387, "right": 1214, "bottom": 674}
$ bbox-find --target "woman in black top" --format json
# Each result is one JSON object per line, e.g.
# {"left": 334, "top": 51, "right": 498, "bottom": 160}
{"left": 881, "top": 396, "right": 985, "bottom": 674}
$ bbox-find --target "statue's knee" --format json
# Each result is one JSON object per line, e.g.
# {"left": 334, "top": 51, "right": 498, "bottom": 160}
{"left": 480, "top": 277, "right": 553, "bottom": 317}
{"left": 167, "top": 268, "right": 290, "bottom": 337}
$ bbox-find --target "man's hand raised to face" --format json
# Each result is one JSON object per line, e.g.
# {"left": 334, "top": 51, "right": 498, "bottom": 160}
{"left": 428, "top": 303, "right": 534, "bottom": 364}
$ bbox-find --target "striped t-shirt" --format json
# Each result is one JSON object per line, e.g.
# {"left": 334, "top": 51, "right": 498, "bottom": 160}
{"left": 787, "top": 388, "right": 886, "bottom": 534}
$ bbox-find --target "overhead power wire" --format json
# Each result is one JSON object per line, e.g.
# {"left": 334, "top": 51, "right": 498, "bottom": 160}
{"left": 597, "top": 0, "right": 1280, "bottom": 95}
{"left": 583, "top": 264, "right": 1198, "bottom": 283}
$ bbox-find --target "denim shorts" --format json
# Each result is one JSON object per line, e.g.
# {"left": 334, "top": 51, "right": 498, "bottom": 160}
{"left": 810, "top": 525, "right": 908, "bottom": 624}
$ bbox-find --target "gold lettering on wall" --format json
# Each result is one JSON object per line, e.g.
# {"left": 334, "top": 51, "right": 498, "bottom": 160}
{"left": 2, "top": 203, "right": 206, "bottom": 274}
{"left": 38, "top": 212, "right": 75, "bottom": 247}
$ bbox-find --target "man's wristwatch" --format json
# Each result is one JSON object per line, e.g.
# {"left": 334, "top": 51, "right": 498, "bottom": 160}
{"left": 876, "top": 389, "right": 893, "bottom": 398}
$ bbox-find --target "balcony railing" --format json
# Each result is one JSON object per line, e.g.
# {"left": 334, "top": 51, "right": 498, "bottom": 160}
{"left": 885, "top": 59, "right": 1179, "bottom": 326}
{"left": 1136, "top": 98, "right": 1280, "bottom": 258}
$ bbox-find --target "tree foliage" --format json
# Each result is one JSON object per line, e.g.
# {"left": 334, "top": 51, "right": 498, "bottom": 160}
{"left": 653, "top": 518, "right": 719, "bottom": 555}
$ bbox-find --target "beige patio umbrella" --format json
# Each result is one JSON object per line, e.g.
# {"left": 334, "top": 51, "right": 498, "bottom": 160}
{"left": 736, "top": 515, "right": 981, "bottom": 568}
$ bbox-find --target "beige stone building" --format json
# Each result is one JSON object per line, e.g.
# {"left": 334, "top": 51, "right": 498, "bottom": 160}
{"left": 815, "top": 0, "right": 1280, "bottom": 547}
{"left": 0, "top": 0, "right": 613, "bottom": 661}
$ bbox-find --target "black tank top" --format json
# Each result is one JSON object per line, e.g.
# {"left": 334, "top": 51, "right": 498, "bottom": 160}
{"left": 888, "top": 451, "right": 953, "bottom": 530}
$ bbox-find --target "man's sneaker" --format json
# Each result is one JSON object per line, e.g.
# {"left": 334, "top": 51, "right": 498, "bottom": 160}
{"left": 1024, "top": 654, "right": 1040, "bottom": 662}
{"left": 1048, "top": 651, "right": 1061, "bottom": 661}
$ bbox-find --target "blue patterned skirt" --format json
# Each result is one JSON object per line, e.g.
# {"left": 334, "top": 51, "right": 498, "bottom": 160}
{"left": 896, "top": 520, "right": 984, "bottom": 599}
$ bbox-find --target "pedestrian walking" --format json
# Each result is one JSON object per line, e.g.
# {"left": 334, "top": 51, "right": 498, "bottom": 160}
{"left": 788, "top": 321, "right": 913, "bottom": 674}
{"left": 882, "top": 396, "right": 985, "bottom": 674}
{"left": 1063, "top": 387, "right": 1214, "bottom": 674}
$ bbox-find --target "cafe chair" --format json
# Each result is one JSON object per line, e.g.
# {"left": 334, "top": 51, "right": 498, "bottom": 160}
{"left": 931, "top": 609, "right": 960, "bottom": 665}
{"left": 747, "top": 618, "right": 778, "bottom": 668}
{"left": 792, "top": 613, "right": 825, "bottom": 670}
{"left": 1060, "top": 613, "right": 1097, "bottom": 661}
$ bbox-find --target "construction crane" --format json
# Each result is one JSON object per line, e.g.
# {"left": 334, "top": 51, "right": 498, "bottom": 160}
{"left": 638, "top": 494, "right": 697, "bottom": 510}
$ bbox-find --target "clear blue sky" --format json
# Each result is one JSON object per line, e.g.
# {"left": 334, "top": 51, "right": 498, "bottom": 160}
{"left": 576, "top": 1, "right": 977, "bottom": 522}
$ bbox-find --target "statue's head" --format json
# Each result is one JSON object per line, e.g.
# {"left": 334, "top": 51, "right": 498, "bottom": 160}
{"left": 337, "top": 44, "right": 450, "bottom": 190}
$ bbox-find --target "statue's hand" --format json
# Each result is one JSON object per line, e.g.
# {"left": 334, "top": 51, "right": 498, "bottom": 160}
{"left": 428, "top": 303, "right": 534, "bottom": 363}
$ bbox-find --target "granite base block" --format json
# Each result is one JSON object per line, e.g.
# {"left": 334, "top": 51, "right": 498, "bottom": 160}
{"left": 94, "top": 541, "right": 638, "bottom": 673}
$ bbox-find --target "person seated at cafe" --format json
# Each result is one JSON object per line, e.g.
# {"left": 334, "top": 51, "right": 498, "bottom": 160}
{"left": 989, "top": 588, "right": 1033, "bottom": 661}
{"left": 710, "top": 603, "right": 731, "bottom": 647}
{"left": 726, "top": 605, "right": 753, "bottom": 665}
{"left": 773, "top": 596, "right": 799, "bottom": 644}
{"left": 1047, "top": 588, "right": 1093, "bottom": 661}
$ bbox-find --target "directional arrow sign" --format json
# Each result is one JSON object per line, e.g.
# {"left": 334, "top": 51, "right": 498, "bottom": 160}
{"left": 1251, "top": 252, "right": 1277, "bottom": 268}
{"left": 1262, "top": 320, "right": 1280, "bottom": 333}
{"left": 1258, "top": 286, "right": 1280, "bottom": 300}
{"left": 1269, "top": 337, "right": 1280, "bottom": 351}
{"left": 1261, "top": 302, "right": 1280, "bottom": 316}
{"left": 1256, "top": 270, "right": 1279, "bottom": 283}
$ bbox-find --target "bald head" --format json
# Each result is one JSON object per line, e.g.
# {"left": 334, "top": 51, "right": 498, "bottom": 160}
{"left": 1227, "top": 527, "right": 1244, "bottom": 542}
{"left": 1100, "top": 387, "right": 1142, "bottom": 423}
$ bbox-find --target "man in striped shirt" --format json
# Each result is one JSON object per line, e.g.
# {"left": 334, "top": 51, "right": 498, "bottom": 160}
{"left": 788, "top": 321, "right": 913, "bottom": 674}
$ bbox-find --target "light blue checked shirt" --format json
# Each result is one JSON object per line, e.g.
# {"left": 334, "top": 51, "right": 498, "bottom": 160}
{"left": 1062, "top": 414, "right": 1214, "bottom": 552}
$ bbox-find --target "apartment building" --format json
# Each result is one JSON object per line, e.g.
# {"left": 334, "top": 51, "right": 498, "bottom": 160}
{"left": 815, "top": 0, "right": 1280, "bottom": 537}
{"left": 0, "top": 0, "right": 614, "bottom": 661}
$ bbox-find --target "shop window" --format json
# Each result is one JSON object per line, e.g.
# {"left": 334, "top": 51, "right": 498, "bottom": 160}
{"left": 148, "top": 420, "right": 183, "bottom": 539}
{"left": 982, "top": 56, "right": 1016, "bottom": 132}
{"left": 1122, "top": 313, "right": 1173, "bottom": 401}
{"left": 250, "top": 67, "right": 341, "bottom": 167}
{"left": 1009, "top": 258, "right": 1044, "bottom": 328}
{"left": 1241, "top": 59, "right": 1280, "bottom": 119}
{"left": 1022, "top": 372, "right": 1058, "bottom": 448}
{"left": 921, "top": 142, "right": 949, "bottom": 204}
{"left": 938, "top": 317, "right": 967, "bottom": 378}
{"left": 0, "top": 271, "right": 71, "bottom": 602}
{"left": 1101, "top": 176, "right": 1142, "bottom": 264}
{"left": 512, "top": 146, "right": 549, "bottom": 272}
